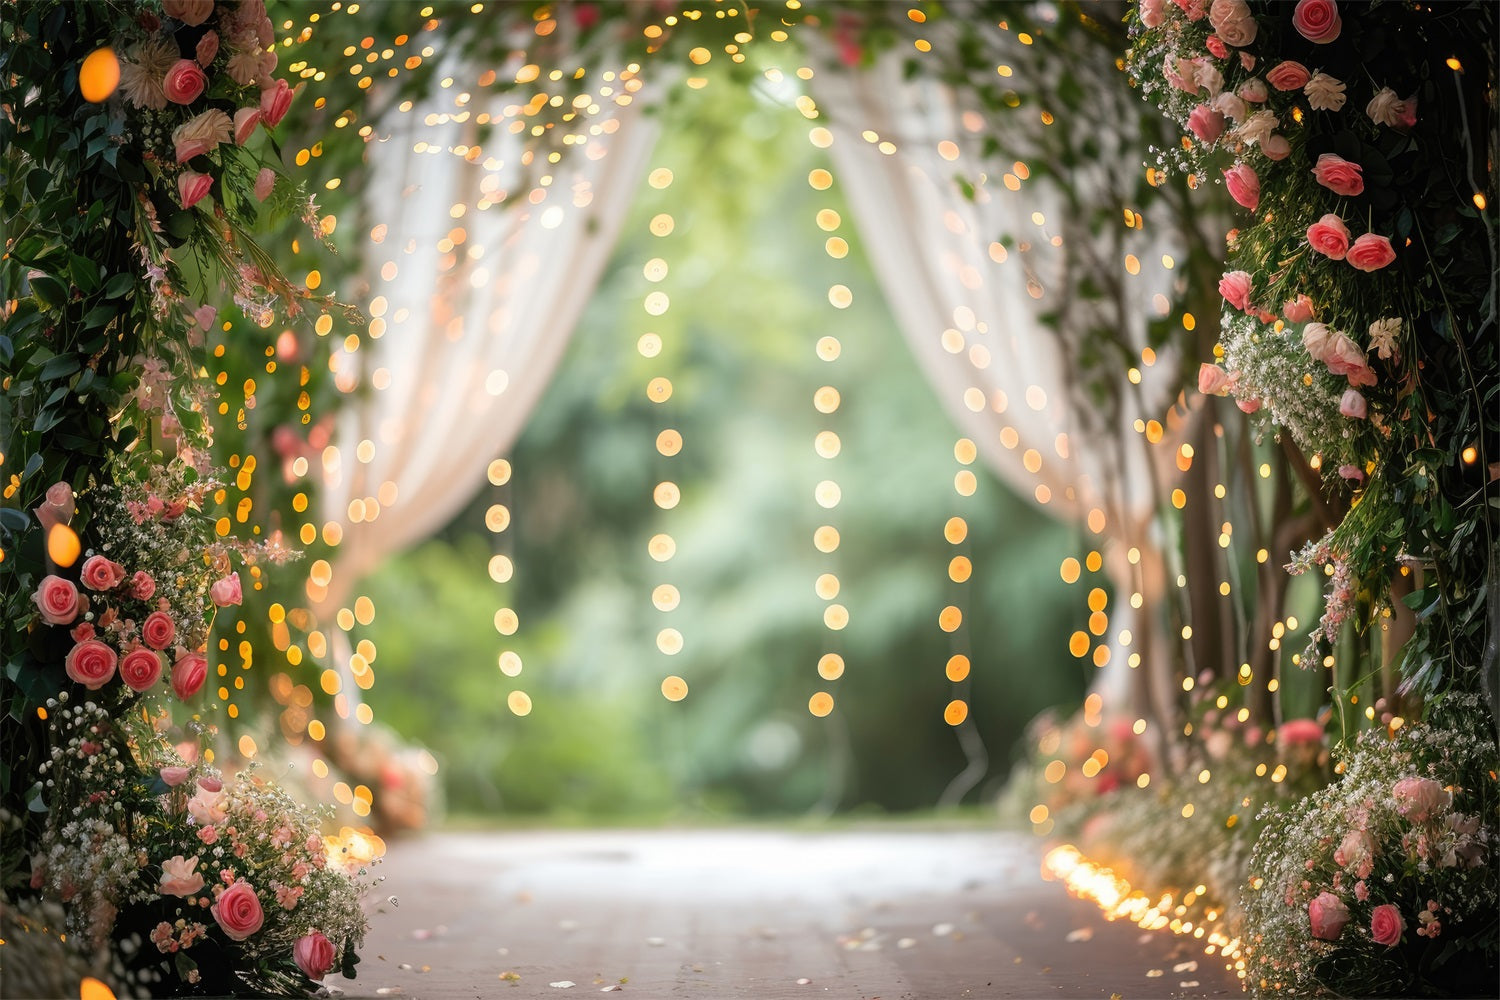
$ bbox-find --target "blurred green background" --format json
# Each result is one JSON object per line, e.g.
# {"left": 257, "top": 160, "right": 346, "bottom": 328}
{"left": 351, "top": 78, "right": 1088, "bottom": 822}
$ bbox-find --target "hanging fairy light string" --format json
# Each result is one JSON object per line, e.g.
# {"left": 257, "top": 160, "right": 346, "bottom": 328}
{"left": 642, "top": 166, "right": 689, "bottom": 705}
{"left": 801, "top": 87, "right": 847, "bottom": 721}
{"left": 941, "top": 439, "right": 977, "bottom": 730}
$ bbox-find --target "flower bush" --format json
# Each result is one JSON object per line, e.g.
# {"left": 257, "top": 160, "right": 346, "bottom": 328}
{"left": 1131, "top": 0, "right": 1498, "bottom": 702}
{"left": 1242, "top": 697, "right": 1498, "bottom": 997}
{"left": 1, "top": 2, "right": 370, "bottom": 992}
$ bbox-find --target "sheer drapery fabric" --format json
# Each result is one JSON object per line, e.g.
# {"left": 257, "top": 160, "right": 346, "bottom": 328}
{"left": 314, "top": 89, "right": 659, "bottom": 619}
{"left": 809, "top": 47, "right": 1191, "bottom": 706}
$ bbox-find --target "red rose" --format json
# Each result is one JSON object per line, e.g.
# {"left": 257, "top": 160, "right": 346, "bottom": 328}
{"left": 66, "top": 639, "right": 118, "bottom": 690}
{"left": 171, "top": 650, "right": 208, "bottom": 700}
{"left": 34, "top": 575, "right": 80, "bottom": 625}
{"left": 1292, "top": 0, "right": 1341, "bottom": 43}
{"left": 1265, "top": 60, "right": 1310, "bottom": 91}
{"left": 163, "top": 59, "right": 208, "bottom": 104}
{"left": 1346, "top": 233, "right": 1396, "bottom": 272}
{"left": 294, "top": 930, "right": 337, "bottom": 980}
{"left": 1306, "top": 214, "right": 1351, "bottom": 260}
{"left": 142, "top": 610, "right": 176, "bottom": 650}
{"left": 259, "top": 79, "right": 294, "bottom": 128}
{"left": 120, "top": 647, "right": 163, "bottom": 692}
{"left": 80, "top": 555, "right": 126, "bottom": 591}
{"left": 211, "top": 880, "right": 265, "bottom": 941}
{"left": 1311, "top": 153, "right": 1364, "bottom": 197}
{"left": 131, "top": 570, "right": 156, "bottom": 601}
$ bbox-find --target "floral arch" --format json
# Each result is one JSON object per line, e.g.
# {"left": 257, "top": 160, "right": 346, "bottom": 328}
{"left": 1, "top": 0, "right": 1495, "bottom": 996}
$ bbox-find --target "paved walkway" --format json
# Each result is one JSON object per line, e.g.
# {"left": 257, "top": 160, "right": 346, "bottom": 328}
{"left": 333, "top": 828, "right": 1241, "bottom": 999}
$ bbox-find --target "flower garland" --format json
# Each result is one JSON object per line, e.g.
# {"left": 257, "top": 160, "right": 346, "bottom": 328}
{"left": 2, "top": 1, "right": 370, "bottom": 993}
{"left": 1130, "top": 0, "right": 1497, "bottom": 699}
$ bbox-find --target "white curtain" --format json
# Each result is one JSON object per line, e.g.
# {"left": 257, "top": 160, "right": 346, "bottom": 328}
{"left": 809, "top": 47, "right": 1191, "bottom": 708}
{"left": 314, "top": 83, "right": 659, "bottom": 618}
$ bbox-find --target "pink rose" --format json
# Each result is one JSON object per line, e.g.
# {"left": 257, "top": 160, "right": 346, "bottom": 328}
{"left": 1240, "top": 51, "right": 1255, "bottom": 71}
{"left": 1223, "top": 163, "right": 1259, "bottom": 212}
{"left": 171, "top": 650, "right": 208, "bottom": 700}
{"left": 1198, "top": 363, "right": 1233, "bottom": 396}
{"left": 1339, "top": 388, "right": 1367, "bottom": 419}
{"left": 1164, "top": 54, "right": 1199, "bottom": 94}
{"left": 159, "top": 855, "right": 206, "bottom": 897}
{"left": 1262, "top": 134, "right": 1291, "bottom": 160}
{"left": 196, "top": 30, "right": 219, "bottom": 67}
{"left": 66, "top": 639, "right": 118, "bottom": 690}
{"left": 70, "top": 622, "right": 95, "bottom": 643}
{"left": 141, "top": 610, "right": 176, "bottom": 650}
{"left": 1396, "top": 96, "right": 1418, "bottom": 130}
{"left": 33, "top": 481, "right": 74, "bottom": 538}
{"left": 1235, "top": 397, "right": 1262, "bottom": 414}
{"left": 1338, "top": 464, "right": 1365, "bottom": 481}
{"left": 1335, "top": 828, "right": 1376, "bottom": 869}
{"left": 1218, "top": 270, "right": 1253, "bottom": 312}
{"left": 254, "top": 167, "right": 275, "bottom": 202}
{"left": 233, "top": 107, "right": 261, "bottom": 145}
{"left": 131, "top": 570, "right": 156, "bottom": 600}
{"left": 259, "top": 79, "right": 294, "bottom": 128}
{"left": 163, "top": 0, "right": 214, "bottom": 26}
{"left": 1393, "top": 776, "right": 1451, "bottom": 822}
{"left": 1346, "top": 233, "right": 1396, "bottom": 272}
{"left": 1211, "top": 91, "right": 1247, "bottom": 123}
{"left": 173, "top": 108, "right": 231, "bottom": 163}
{"left": 80, "top": 554, "right": 126, "bottom": 591}
{"left": 120, "top": 647, "right": 163, "bottom": 691}
{"left": 1306, "top": 214, "right": 1351, "bottom": 260}
{"left": 188, "top": 784, "right": 226, "bottom": 825}
{"left": 163, "top": 59, "right": 208, "bottom": 104}
{"left": 1324, "top": 333, "right": 1368, "bottom": 377}
{"left": 1370, "top": 904, "right": 1405, "bottom": 947}
{"left": 34, "top": 575, "right": 80, "bottom": 625}
{"left": 1266, "top": 60, "right": 1310, "bottom": 91}
{"left": 1292, "top": 0, "right": 1342, "bottom": 43}
{"left": 178, "top": 170, "right": 213, "bottom": 209}
{"left": 198, "top": 775, "right": 223, "bottom": 793}
{"left": 1311, "top": 153, "right": 1365, "bottom": 197}
{"left": 212, "top": 880, "right": 265, "bottom": 941}
{"left": 294, "top": 930, "right": 337, "bottom": 980}
{"left": 1187, "top": 104, "right": 1226, "bottom": 143}
{"left": 1309, "top": 891, "right": 1349, "bottom": 940}
{"left": 1283, "top": 295, "right": 1315, "bottom": 323}
{"left": 1205, "top": 35, "right": 1229, "bottom": 59}
{"left": 1140, "top": 0, "right": 1166, "bottom": 27}
{"left": 1216, "top": 17, "right": 1256, "bottom": 48}
{"left": 160, "top": 765, "right": 191, "bottom": 787}
{"left": 211, "top": 572, "right": 242, "bottom": 608}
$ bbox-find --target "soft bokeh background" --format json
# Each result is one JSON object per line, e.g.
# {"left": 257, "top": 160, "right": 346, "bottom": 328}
{"left": 348, "top": 79, "right": 1088, "bottom": 821}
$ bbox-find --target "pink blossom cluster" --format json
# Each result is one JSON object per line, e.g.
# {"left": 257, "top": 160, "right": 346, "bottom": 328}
{"left": 115, "top": 0, "right": 295, "bottom": 207}
{"left": 28, "top": 481, "right": 242, "bottom": 700}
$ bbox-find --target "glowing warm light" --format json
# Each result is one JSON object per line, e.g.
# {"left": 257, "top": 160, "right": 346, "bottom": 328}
{"left": 47, "top": 523, "right": 81, "bottom": 567}
{"left": 808, "top": 691, "right": 834, "bottom": 717}
{"left": 661, "top": 675, "right": 688, "bottom": 701}
{"left": 79, "top": 48, "right": 120, "bottom": 102}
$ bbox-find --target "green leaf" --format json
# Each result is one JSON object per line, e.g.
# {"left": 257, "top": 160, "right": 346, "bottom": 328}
{"left": 68, "top": 254, "right": 100, "bottom": 293}
{"left": 37, "top": 354, "right": 80, "bottom": 382}
{"left": 27, "top": 274, "right": 67, "bottom": 309}
{"left": 102, "top": 272, "right": 134, "bottom": 299}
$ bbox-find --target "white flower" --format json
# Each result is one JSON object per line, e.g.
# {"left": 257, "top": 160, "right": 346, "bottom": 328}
{"left": 1304, "top": 72, "right": 1347, "bottom": 112}
{"left": 1368, "top": 317, "right": 1402, "bottom": 359}
{"left": 117, "top": 37, "right": 176, "bottom": 110}
{"left": 1235, "top": 110, "right": 1279, "bottom": 147}
{"left": 1365, "top": 87, "right": 1414, "bottom": 128}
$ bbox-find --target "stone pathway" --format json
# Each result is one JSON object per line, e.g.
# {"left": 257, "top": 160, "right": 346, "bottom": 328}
{"left": 333, "top": 828, "right": 1242, "bottom": 999}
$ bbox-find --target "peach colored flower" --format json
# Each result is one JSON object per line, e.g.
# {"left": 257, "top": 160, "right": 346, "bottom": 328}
{"left": 211, "top": 880, "right": 264, "bottom": 941}
{"left": 160, "top": 855, "right": 206, "bottom": 897}
{"left": 1370, "top": 904, "right": 1405, "bottom": 947}
{"left": 1218, "top": 270, "right": 1253, "bottom": 311}
{"left": 1265, "top": 60, "right": 1310, "bottom": 91}
{"left": 1187, "top": 105, "right": 1226, "bottom": 143}
{"left": 1198, "top": 363, "right": 1233, "bottom": 396}
{"left": 66, "top": 639, "right": 117, "bottom": 689}
{"left": 294, "top": 930, "right": 336, "bottom": 980}
{"left": 164, "top": 0, "right": 214, "bottom": 26}
{"left": 196, "top": 30, "right": 220, "bottom": 67}
{"left": 1309, "top": 891, "right": 1349, "bottom": 940}
{"left": 1311, "top": 153, "right": 1364, "bottom": 197}
{"left": 172, "top": 109, "right": 232, "bottom": 163}
{"left": 1223, "top": 163, "right": 1259, "bottom": 212}
{"left": 1283, "top": 295, "right": 1315, "bottom": 323}
{"left": 81, "top": 554, "right": 127, "bottom": 591}
{"left": 118, "top": 37, "right": 175, "bottom": 109}
{"left": 172, "top": 650, "right": 208, "bottom": 699}
{"left": 1368, "top": 317, "right": 1401, "bottom": 359}
{"left": 233, "top": 107, "right": 261, "bottom": 145}
{"left": 210, "top": 572, "right": 242, "bottom": 607}
{"left": 1262, "top": 134, "right": 1291, "bottom": 160}
{"left": 120, "top": 647, "right": 163, "bottom": 692}
{"left": 1393, "top": 776, "right": 1451, "bottom": 822}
